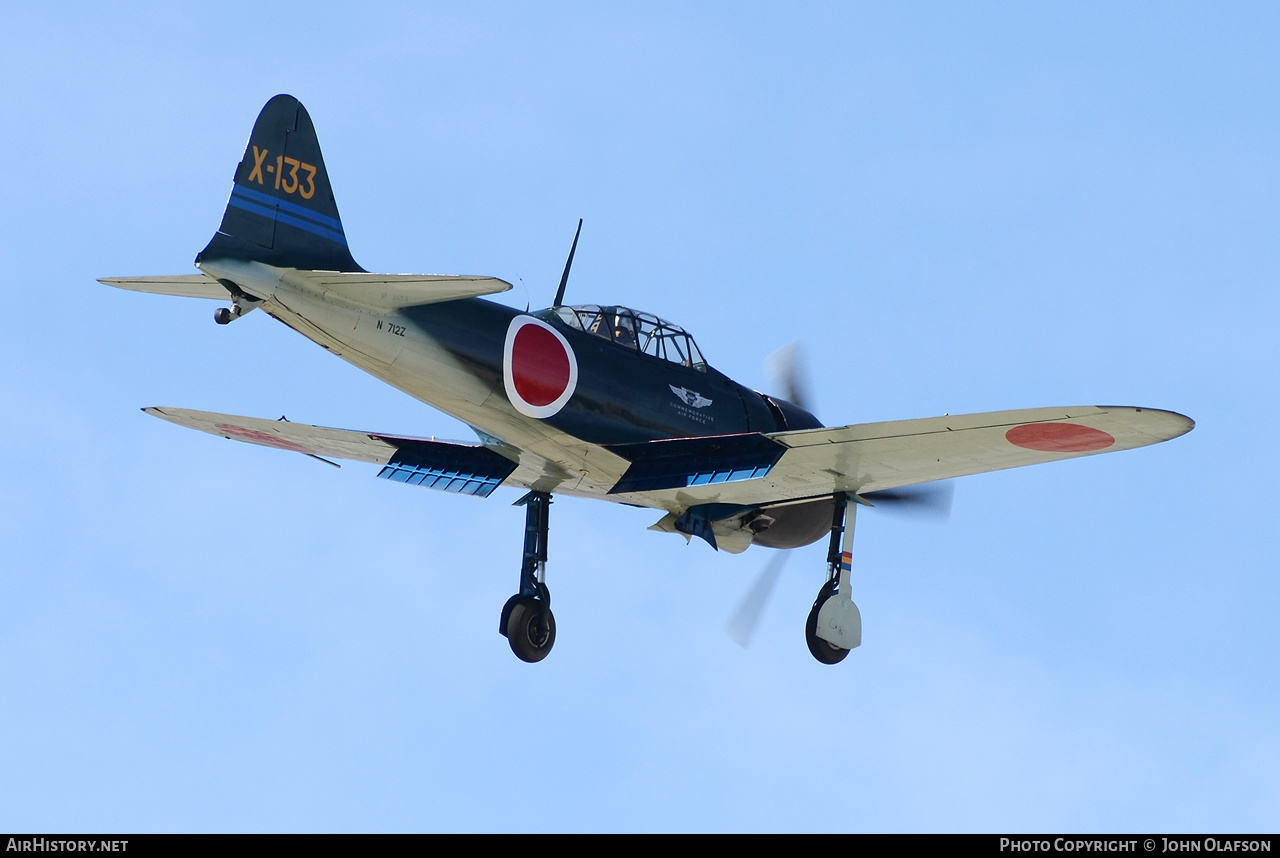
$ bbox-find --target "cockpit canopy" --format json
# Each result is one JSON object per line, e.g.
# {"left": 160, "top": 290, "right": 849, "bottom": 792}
{"left": 547, "top": 304, "right": 707, "bottom": 371}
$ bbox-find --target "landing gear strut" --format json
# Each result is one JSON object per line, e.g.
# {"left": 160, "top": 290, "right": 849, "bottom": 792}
{"left": 500, "top": 491, "right": 556, "bottom": 662}
{"left": 806, "top": 492, "right": 862, "bottom": 664}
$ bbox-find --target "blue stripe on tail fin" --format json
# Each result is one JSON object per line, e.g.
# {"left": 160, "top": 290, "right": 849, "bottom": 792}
{"left": 198, "top": 95, "right": 363, "bottom": 272}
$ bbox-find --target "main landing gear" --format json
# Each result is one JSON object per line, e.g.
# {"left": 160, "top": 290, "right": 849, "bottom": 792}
{"left": 494, "top": 489, "right": 861, "bottom": 664}
{"left": 500, "top": 491, "right": 557, "bottom": 662}
{"left": 806, "top": 492, "right": 863, "bottom": 665}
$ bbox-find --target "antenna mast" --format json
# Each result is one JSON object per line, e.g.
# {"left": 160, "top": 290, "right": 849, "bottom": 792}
{"left": 552, "top": 219, "right": 583, "bottom": 309}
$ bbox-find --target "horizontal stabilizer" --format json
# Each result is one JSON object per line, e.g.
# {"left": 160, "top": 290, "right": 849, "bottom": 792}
{"left": 145, "top": 406, "right": 517, "bottom": 497}
{"left": 103, "top": 269, "right": 511, "bottom": 309}
{"left": 99, "top": 274, "right": 230, "bottom": 300}
{"left": 284, "top": 270, "right": 512, "bottom": 310}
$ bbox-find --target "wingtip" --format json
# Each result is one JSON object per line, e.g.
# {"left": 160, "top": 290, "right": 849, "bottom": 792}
{"left": 1100, "top": 405, "right": 1195, "bottom": 442}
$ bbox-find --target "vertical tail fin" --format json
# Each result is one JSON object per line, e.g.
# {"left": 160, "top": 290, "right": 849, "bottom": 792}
{"left": 198, "top": 94, "right": 363, "bottom": 272}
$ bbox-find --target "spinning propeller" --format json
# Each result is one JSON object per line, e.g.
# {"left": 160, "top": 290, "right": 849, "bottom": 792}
{"left": 726, "top": 344, "right": 954, "bottom": 648}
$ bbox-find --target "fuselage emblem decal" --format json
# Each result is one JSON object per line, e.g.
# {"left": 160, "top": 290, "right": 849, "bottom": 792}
{"left": 503, "top": 316, "right": 579, "bottom": 419}
{"left": 669, "top": 385, "right": 712, "bottom": 408}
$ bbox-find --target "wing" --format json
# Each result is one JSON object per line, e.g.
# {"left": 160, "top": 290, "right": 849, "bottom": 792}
{"left": 149, "top": 404, "right": 1192, "bottom": 508}
{"left": 605, "top": 405, "right": 1193, "bottom": 508}
{"left": 146, "top": 406, "right": 518, "bottom": 497}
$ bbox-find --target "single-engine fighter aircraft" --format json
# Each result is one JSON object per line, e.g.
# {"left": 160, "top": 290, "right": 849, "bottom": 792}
{"left": 103, "top": 95, "right": 1194, "bottom": 664}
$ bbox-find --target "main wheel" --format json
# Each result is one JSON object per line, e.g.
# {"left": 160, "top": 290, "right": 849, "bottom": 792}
{"left": 805, "top": 583, "right": 849, "bottom": 665}
{"left": 505, "top": 597, "right": 556, "bottom": 663}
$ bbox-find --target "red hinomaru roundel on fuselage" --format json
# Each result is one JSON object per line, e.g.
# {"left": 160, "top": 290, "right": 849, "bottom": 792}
{"left": 503, "top": 315, "right": 580, "bottom": 419}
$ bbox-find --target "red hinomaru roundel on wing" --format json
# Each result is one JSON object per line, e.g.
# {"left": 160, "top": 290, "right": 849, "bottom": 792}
{"left": 1005, "top": 422, "right": 1115, "bottom": 453}
{"left": 214, "top": 423, "right": 318, "bottom": 454}
{"left": 503, "top": 316, "right": 579, "bottom": 419}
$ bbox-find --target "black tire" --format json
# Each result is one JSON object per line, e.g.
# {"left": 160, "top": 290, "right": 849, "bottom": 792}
{"left": 506, "top": 598, "right": 556, "bottom": 663}
{"left": 805, "top": 583, "right": 850, "bottom": 665}
{"left": 498, "top": 593, "right": 523, "bottom": 635}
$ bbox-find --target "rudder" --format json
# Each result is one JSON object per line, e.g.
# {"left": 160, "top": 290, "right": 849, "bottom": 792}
{"left": 198, "top": 95, "right": 363, "bottom": 272}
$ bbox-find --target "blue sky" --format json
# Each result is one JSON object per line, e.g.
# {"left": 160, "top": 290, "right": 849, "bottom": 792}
{"left": 1, "top": 1, "right": 1276, "bottom": 832}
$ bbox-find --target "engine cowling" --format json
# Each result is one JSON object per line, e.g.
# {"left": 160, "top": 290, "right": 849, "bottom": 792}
{"left": 758, "top": 393, "right": 822, "bottom": 432}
